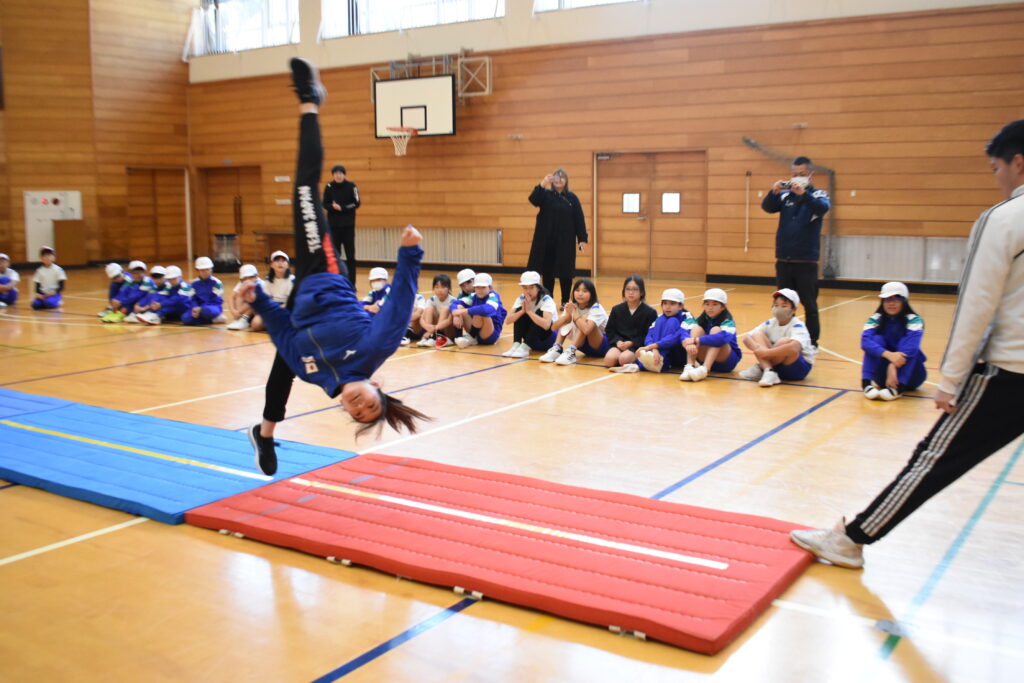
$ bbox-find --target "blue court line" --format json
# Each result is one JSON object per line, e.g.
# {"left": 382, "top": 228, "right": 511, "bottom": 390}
{"left": 236, "top": 358, "right": 527, "bottom": 430}
{"left": 0, "top": 482, "right": 19, "bottom": 490}
{"left": 878, "top": 437, "right": 1024, "bottom": 659}
{"left": 651, "top": 389, "right": 849, "bottom": 500}
{"left": 0, "top": 340, "right": 271, "bottom": 387}
{"left": 310, "top": 598, "right": 477, "bottom": 682}
{"left": 309, "top": 385, "right": 854, "bottom": 678}
{"left": 1004, "top": 480, "right": 1024, "bottom": 486}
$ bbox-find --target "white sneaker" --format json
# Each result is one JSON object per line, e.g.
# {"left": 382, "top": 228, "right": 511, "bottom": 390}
{"left": 759, "top": 368, "right": 781, "bottom": 387}
{"left": 508, "top": 343, "right": 531, "bottom": 359}
{"left": 227, "top": 317, "right": 251, "bottom": 331}
{"left": 97, "top": 308, "right": 111, "bottom": 318}
{"left": 739, "top": 364, "right": 764, "bottom": 381}
{"left": 123, "top": 313, "right": 138, "bottom": 323}
{"left": 555, "top": 346, "right": 577, "bottom": 366}
{"left": 878, "top": 387, "right": 901, "bottom": 401}
{"left": 679, "top": 364, "right": 694, "bottom": 381}
{"left": 455, "top": 334, "right": 478, "bottom": 349}
{"left": 790, "top": 519, "right": 864, "bottom": 569}
{"left": 400, "top": 337, "right": 411, "bottom": 346}
{"left": 416, "top": 336, "right": 435, "bottom": 347}
{"left": 501, "top": 342, "right": 523, "bottom": 357}
{"left": 863, "top": 384, "right": 880, "bottom": 400}
{"left": 140, "top": 311, "right": 162, "bottom": 325}
{"left": 539, "top": 345, "right": 562, "bottom": 363}
{"left": 610, "top": 363, "right": 639, "bottom": 373}
{"left": 212, "top": 313, "right": 229, "bottom": 324}
{"left": 690, "top": 365, "right": 708, "bottom": 382}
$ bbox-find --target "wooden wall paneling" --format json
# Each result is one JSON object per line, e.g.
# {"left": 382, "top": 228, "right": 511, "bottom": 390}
{"left": 126, "top": 168, "right": 157, "bottom": 262}
{"left": 156, "top": 168, "right": 187, "bottom": 262}
{"left": 185, "top": 4, "right": 1024, "bottom": 280}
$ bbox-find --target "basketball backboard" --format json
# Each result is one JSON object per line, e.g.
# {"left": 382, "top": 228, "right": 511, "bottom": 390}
{"left": 374, "top": 74, "right": 455, "bottom": 138}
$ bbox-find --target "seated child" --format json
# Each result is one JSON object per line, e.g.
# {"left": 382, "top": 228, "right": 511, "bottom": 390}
{"left": 139, "top": 266, "right": 187, "bottom": 324}
{"left": 261, "top": 250, "right": 295, "bottom": 311}
{"left": 434, "top": 269, "right": 476, "bottom": 347}
{"left": 228, "top": 264, "right": 262, "bottom": 330}
{"left": 130, "top": 265, "right": 167, "bottom": 321}
{"left": 362, "top": 266, "right": 391, "bottom": 314}
{"left": 103, "top": 260, "right": 154, "bottom": 322}
{"left": 98, "top": 263, "right": 129, "bottom": 317}
{"left": 416, "top": 273, "right": 458, "bottom": 347}
{"left": 860, "top": 281, "right": 927, "bottom": 400}
{"left": 182, "top": 256, "right": 227, "bottom": 325}
{"left": 611, "top": 288, "right": 690, "bottom": 373}
{"left": 450, "top": 273, "right": 506, "bottom": 349}
{"left": 680, "top": 288, "right": 742, "bottom": 381}
{"left": 603, "top": 275, "right": 658, "bottom": 369}
{"left": 31, "top": 246, "right": 67, "bottom": 310}
{"left": 0, "top": 252, "right": 21, "bottom": 310}
{"left": 740, "top": 288, "right": 815, "bottom": 387}
{"left": 503, "top": 270, "right": 558, "bottom": 358}
{"left": 540, "top": 278, "right": 609, "bottom": 366}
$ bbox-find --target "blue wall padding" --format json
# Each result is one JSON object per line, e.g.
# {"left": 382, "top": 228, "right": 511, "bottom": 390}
{"left": 0, "top": 389, "right": 357, "bottom": 524}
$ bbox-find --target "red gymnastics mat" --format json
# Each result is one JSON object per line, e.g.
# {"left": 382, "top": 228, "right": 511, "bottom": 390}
{"left": 185, "top": 454, "right": 813, "bottom": 654}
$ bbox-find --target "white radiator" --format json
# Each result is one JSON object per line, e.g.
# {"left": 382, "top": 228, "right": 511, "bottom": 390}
{"left": 354, "top": 227, "right": 502, "bottom": 265}
{"left": 834, "top": 235, "right": 966, "bottom": 283}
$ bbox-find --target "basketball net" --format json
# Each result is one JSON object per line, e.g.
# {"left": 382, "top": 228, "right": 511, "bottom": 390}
{"left": 387, "top": 127, "right": 416, "bottom": 156}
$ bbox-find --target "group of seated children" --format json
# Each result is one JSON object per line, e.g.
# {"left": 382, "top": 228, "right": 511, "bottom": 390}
{"left": 101, "top": 256, "right": 223, "bottom": 325}
{"left": 373, "top": 265, "right": 926, "bottom": 398}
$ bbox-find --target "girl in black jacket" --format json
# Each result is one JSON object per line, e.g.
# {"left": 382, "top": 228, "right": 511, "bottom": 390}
{"left": 603, "top": 275, "right": 658, "bottom": 369}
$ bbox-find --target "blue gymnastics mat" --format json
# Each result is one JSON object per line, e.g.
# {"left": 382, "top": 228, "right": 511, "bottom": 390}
{"left": 0, "top": 388, "right": 355, "bottom": 524}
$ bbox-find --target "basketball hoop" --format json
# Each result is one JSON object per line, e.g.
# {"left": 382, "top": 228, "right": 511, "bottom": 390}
{"left": 386, "top": 127, "right": 418, "bottom": 156}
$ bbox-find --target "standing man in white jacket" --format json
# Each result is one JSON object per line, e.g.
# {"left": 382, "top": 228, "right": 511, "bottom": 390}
{"left": 790, "top": 119, "right": 1024, "bottom": 569}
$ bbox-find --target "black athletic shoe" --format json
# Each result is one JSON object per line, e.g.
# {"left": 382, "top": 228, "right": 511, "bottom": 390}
{"left": 249, "top": 424, "right": 279, "bottom": 476}
{"left": 289, "top": 57, "right": 326, "bottom": 105}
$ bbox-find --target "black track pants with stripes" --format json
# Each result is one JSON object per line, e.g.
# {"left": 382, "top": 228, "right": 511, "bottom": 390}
{"left": 846, "top": 363, "right": 1024, "bottom": 545}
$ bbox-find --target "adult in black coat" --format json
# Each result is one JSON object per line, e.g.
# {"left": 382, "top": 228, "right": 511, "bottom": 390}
{"left": 323, "top": 164, "right": 360, "bottom": 284}
{"left": 527, "top": 168, "right": 588, "bottom": 305}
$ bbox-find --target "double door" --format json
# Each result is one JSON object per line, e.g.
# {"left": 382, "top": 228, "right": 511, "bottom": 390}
{"left": 596, "top": 151, "right": 707, "bottom": 280}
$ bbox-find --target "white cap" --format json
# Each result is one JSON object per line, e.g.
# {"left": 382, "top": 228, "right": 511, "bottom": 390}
{"left": 0, "top": 253, "right": 9, "bottom": 261}
{"left": 128, "top": 260, "right": 147, "bottom": 271}
{"left": 703, "top": 288, "right": 728, "bottom": 305}
{"left": 239, "top": 264, "right": 259, "bottom": 278}
{"left": 195, "top": 256, "right": 214, "bottom": 270}
{"left": 660, "top": 288, "right": 685, "bottom": 303}
{"left": 879, "top": 281, "right": 909, "bottom": 300}
{"left": 473, "top": 273, "right": 493, "bottom": 288}
{"left": 518, "top": 271, "right": 541, "bottom": 286}
{"left": 150, "top": 265, "right": 167, "bottom": 277}
{"left": 773, "top": 288, "right": 801, "bottom": 308}
{"left": 164, "top": 265, "right": 183, "bottom": 279}
{"left": 270, "top": 250, "right": 289, "bottom": 262}
{"left": 457, "top": 268, "right": 476, "bottom": 284}
{"left": 105, "top": 262, "right": 123, "bottom": 278}
{"left": 369, "top": 267, "right": 388, "bottom": 281}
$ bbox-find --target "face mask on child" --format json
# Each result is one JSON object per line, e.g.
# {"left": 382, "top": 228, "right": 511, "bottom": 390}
{"left": 371, "top": 281, "right": 385, "bottom": 292}
{"left": 772, "top": 306, "right": 793, "bottom": 323}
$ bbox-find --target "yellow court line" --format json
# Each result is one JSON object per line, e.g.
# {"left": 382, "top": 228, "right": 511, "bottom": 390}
{"left": 290, "top": 476, "right": 729, "bottom": 571}
{"left": 0, "top": 420, "right": 270, "bottom": 481}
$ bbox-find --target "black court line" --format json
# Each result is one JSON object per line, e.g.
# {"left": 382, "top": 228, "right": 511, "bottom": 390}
{"left": 0, "top": 482, "right": 20, "bottom": 490}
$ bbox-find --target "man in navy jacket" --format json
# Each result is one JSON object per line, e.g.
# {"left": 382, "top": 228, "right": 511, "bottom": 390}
{"left": 762, "top": 156, "right": 830, "bottom": 346}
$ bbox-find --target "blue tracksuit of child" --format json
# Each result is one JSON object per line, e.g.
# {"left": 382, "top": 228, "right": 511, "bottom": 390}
{"left": 116, "top": 275, "right": 156, "bottom": 310}
{"left": 155, "top": 282, "right": 188, "bottom": 320}
{"left": 251, "top": 245, "right": 423, "bottom": 398}
{"left": 107, "top": 277, "right": 126, "bottom": 303}
{"left": 136, "top": 280, "right": 167, "bottom": 309}
{"left": 465, "top": 290, "right": 507, "bottom": 326}
{"left": 362, "top": 284, "right": 391, "bottom": 311}
{"left": 861, "top": 312, "right": 927, "bottom": 390}
{"left": 0, "top": 269, "right": 18, "bottom": 305}
{"left": 182, "top": 275, "right": 224, "bottom": 324}
{"left": 693, "top": 312, "right": 742, "bottom": 372}
{"left": 641, "top": 310, "right": 690, "bottom": 371}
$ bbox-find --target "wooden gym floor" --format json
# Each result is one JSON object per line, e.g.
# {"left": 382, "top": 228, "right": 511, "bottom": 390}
{"left": 1, "top": 267, "right": 1021, "bottom": 682}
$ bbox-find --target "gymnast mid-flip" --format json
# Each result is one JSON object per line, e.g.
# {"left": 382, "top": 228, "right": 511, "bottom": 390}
{"left": 244, "top": 58, "right": 429, "bottom": 475}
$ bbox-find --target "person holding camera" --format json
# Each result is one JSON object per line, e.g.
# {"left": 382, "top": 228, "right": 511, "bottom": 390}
{"left": 762, "top": 156, "right": 830, "bottom": 347}
{"left": 527, "top": 169, "right": 588, "bottom": 306}
{"left": 323, "top": 164, "right": 360, "bottom": 285}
